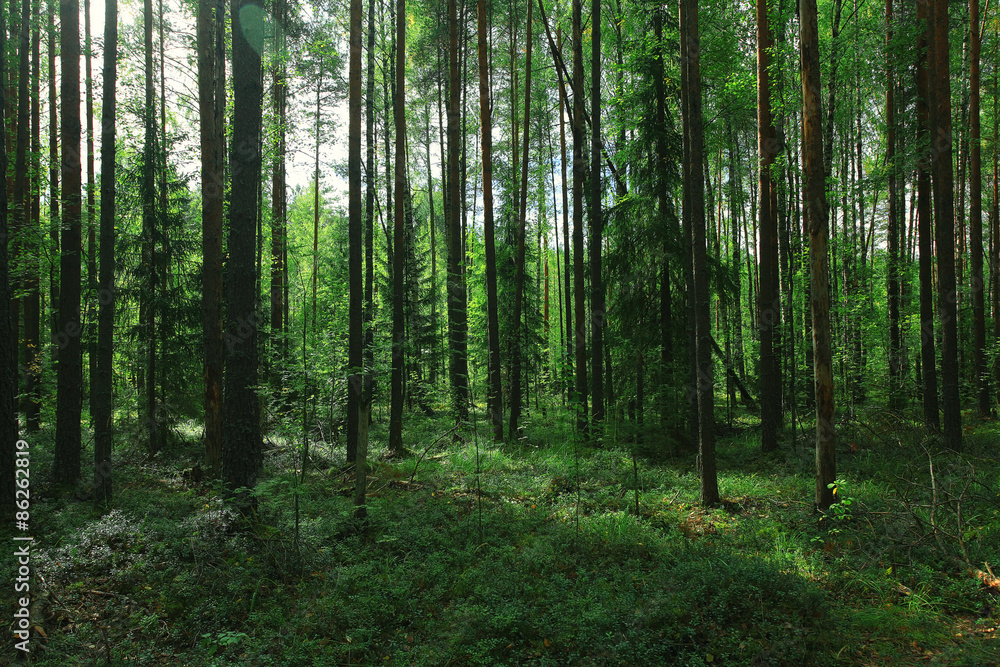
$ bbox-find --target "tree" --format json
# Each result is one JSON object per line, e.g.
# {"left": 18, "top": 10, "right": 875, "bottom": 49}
{"left": 54, "top": 0, "right": 82, "bottom": 487}
{"left": 446, "top": 0, "right": 468, "bottom": 423}
{"left": 509, "top": 0, "right": 534, "bottom": 436}
{"left": 680, "top": 0, "right": 717, "bottom": 506}
{"left": 388, "top": 0, "right": 407, "bottom": 457}
{"left": 915, "top": 0, "right": 938, "bottom": 430}
{"left": 271, "top": 0, "right": 287, "bottom": 365}
{"left": 198, "top": 0, "right": 224, "bottom": 477}
{"left": 929, "top": 0, "right": 962, "bottom": 449}
{"left": 0, "top": 0, "right": 14, "bottom": 518}
{"left": 756, "top": 0, "right": 780, "bottom": 452}
{"left": 970, "top": 0, "right": 988, "bottom": 418}
{"left": 590, "top": 0, "right": 604, "bottom": 429}
{"left": 800, "top": 0, "right": 835, "bottom": 511}
{"left": 222, "top": 0, "right": 264, "bottom": 492}
{"left": 480, "top": 0, "right": 502, "bottom": 441}
{"left": 572, "top": 0, "right": 587, "bottom": 434}
{"left": 94, "top": 0, "right": 117, "bottom": 505}
{"left": 348, "top": 0, "right": 366, "bottom": 516}
{"left": 886, "top": 0, "right": 902, "bottom": 410}
{"left": 142, "top": 0, "right": 159, "bottom": 453}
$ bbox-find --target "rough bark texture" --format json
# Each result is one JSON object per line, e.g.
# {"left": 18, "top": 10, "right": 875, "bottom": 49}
{"left": 916, "top": 0, "right": 939, "bottom": 430}
{"left": 348, "top": 0, "right": 364, "bottom": 514}
{"left": 590, "top": 0, "right": 604, "bottom": 429}
{"left": 94, "top": 0, "right": 117, "bottom": 505}
{"left": 800, "top": 0, "right": 836, "bottom": 511}
{"left": 509, "top": 0, "right": 533, "bottom": 436}
{"left": 886, "top": 0, "right": 902, "bottom": 410}
{"left": 930, "top": 0, "right": 962, "bottom": 449}
{"left": 54, "top": 0, "right": 82, "bottom": 486}
{"left": 388, "top": 0, "right": 406, "bottom": 456}
{"left": 572, "top": 0, "right": 588, "bottom": 435}
{"left": 198, "top": 0, "right": 223, "bottom": 476}
{"left": 680, "top": 0, "right": 717, "bottom": 505}
{"left": 970, "top": 0, "right": 988, "bottom": 417}
{"left": 446, "top": 0, "right": 468, "bottom": 422}
{"left": 480, "top": 0, "right": 503, "bottom": 441}
{"left": 222, "top": 0, "right": 264, "bottom": 492}
{"left": 142, "top": 0, "right": 158, "bottom": 453}
{"left": 757, "top": 0, "right": 780, "bottom": 452}
{"left": 270, "top": 0, "right": 287, "bottom": 362}
{"left": 0, "top": 7, "right": 14, "bottom": 518}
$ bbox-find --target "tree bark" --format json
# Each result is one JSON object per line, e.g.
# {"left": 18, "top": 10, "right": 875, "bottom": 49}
{"left": 509, "top": 0, "right": 533, "bottom": 436}
{"left": 0, "top": 3, "right": 14, "bottom": 518}
{"left": 222, "top": 0, "right": 264, "bottom": 492}
{"left": 447, "top": 0, "right": 468, "bottom": 422}
{"left": 916, "top": 0, "right": 940, "bottom": 430}
{"left": 886, "top": 0, "right": 902, "bottom": 410}
{"left": 388, "top": 0, "right": 406, "bottom": 456}
{"left": 680, "top": 0, "right": 717, "bottom": 505}
{"left": 198, "top": 0, "right": 223, "bottom": 476}
{"left": 757, "top": 0, "right": 780, "bottom": 452}
{"left": 800, "top": 0, "right": 836, "bottom": 511}
{"left": 590, "top": 0, "right": 604, "bottom": 429}
{"left": 95, "top": 0, "right": 117, "bottom": 505}
{"left": 572, "top": 0, "right": 588, "bottom": 435}
{"left": 54, "top": 0, "right": 82, "bottom": 486}
{"left": 970, "top": 0, "right": 988, "bottom": 417}
{"left": 930, "top": 0, "right": 962, "bottom": 449}
{"left": 348, "top": 0, "right": 365, "bottom": 515}
{"left": 479, "top": 0, "right": 502, "bottom": 441}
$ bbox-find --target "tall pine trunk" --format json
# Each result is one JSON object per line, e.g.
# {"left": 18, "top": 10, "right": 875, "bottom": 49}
{"left": 680, "top": 0, "right": 717, "bottom": 505}
{"left": 94, "top": 0, "right": 117, "bottom": 505}
{"left": 756, "top": 0, "right": 780, "bottom": 452}
{"left": 388, "top": 0, "right": 406, "bottom": 456}
{"left": 54, "top": 0, "right": 82, "bottom": 486}
{"left": 348, "top": 0, "right": 365, "bottom": 515}
{"left": 800, "top": 0, "right": 836, "bottom": 511}
{"left": 222, "top": 0, "right": 264, "bottom": 492}
{"left": 590, "top": 0, "right": 604, "bottom": 428}
{"left": 446, "top": 0, "right": 468, "bottom": 422}
{"left": 970, "top": 0, "right": 988, "bottom": 417}
{"left": 198, "top": 0, "right": 223, "bottom": 475}
{"left": 480, "top": 0, "right": 502, "bottom": 441}
{"left": 571, "top": 0, "right": 587, "bottom": 435}
{"left": 509, "top": 0, "right": 533, "bottom": 436}
{"left": 930, "top": 0, "right": 962, "bottom": 449}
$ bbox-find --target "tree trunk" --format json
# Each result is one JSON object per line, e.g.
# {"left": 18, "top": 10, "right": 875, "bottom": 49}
{"left": 46, "top": 0, "right": 57, "bottom": 351}
{"left": 509, "top": 0, "right": 533, "bottom": 436}
{"left": 680, "top": 0, "right": 717, "bottom": 505}
{"left": 572, "top": 0, "right": 587, "bottom": 435}
{"left": 198, "top": 0, "right": 223, "bottom": 476}
{"left": 222, "top": 0, "right": 264, "bottom": 492}
{"left": 271, "top": 0, "right": 287, "bottom": 364}
{"left": 886, "top": 0, "right": 902, "bottom": 410}
{"left": 970, "top": 0, "right": 988, "bottom": 417}
{"left": 388, "top": 0, "right": 406, "bottom": 456}
{"left": 800, "top": 0, "right": 836, "bottom": 511}
{"left": 13, "top": 0, "right": 30, "bottom": 429}
{"left": 54, "top": 0, "right": 82, "bottom": 486}
{"left": 348, "top": 0, "right": 365, "bottom": 515}
{"left": 85, "top": 0, "right": 95, "bottom": 427}
{"left": 930, "top": 0, "right": 962, "bottom": 449}
{"left": 447, "top": 0, "right": 468, "bottom": 422}
{"left": 479, "top": 0, "right": 502, "bottom": 441}
{"left": 142, "top": 0, "right": 158, "bottom": 453}
{"left": 916, "top": 0, "right": 940, "bottom": 430}
{"left": 94, "top": 0, "right": 117, "bottom": 505}
{"left": 23, "top": 0, "right": 39, "bottom": 432}
{"left": 757, "top": 0, "right": 780, "bottom": 452}
{"left": 364, "top": 0, "right": 376, "bottom": 414}
{"left": 590, "top": 0, "right": 604, "bottom": 429}
{"left": 0, "top": 4, "right": 14, "bottom": 518}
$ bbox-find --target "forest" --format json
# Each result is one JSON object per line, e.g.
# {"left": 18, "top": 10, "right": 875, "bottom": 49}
{"left": 1, "top": 0, "right": 1000, "bottom": 662}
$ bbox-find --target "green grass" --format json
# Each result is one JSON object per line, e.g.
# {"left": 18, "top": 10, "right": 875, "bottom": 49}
{"left": 4, "top": 402, "right": 999, "bottom": 665}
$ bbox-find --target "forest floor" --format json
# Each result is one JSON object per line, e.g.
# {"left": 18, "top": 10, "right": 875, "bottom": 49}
{"left": 3, "top": 401, "right": 1000, "bottom": 666}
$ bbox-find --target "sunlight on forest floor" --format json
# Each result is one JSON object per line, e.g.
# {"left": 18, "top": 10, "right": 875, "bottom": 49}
{"left": 4, "top": 403, "right": 999, "bottom": 665}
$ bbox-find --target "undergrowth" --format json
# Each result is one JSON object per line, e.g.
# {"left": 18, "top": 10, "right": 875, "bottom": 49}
{"left": 2, "top": 404, "right": 998, "bottom": 666}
